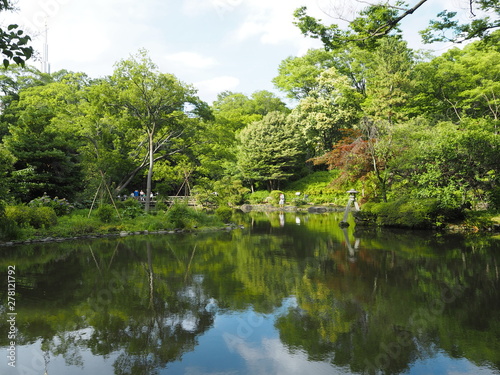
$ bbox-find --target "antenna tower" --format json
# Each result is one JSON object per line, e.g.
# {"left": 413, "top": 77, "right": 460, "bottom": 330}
{"left": 41, "top": 21, "right": 50, "bottom": 74}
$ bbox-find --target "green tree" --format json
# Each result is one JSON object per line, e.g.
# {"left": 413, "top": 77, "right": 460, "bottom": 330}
{"left": 0, "top": 0, "right": 33, "bottom": 67}
{"left": 389, "top": 118, "right": 500, "bottom": 207}
{"left": 361, "top": 37, "right": 417, "bottom": 124}
{"left": 237, "top": 112, "right": 307, "bottom": 191}
{"left": 0, "top": 65, "right": 53, "bottom": 138}
{"left": 273, "top": 47, "right": 367, "bottom": 101}
{"left": 197, "top": 90, "right": 289, "bottom": 181}
{"left": 106, "top": 50, "right": 206, "bottom": 211}
{"left": 409, "top": 37, "right": 500, "bottom": 125}
{"left": 290, "top": 67, "right": 364, "bottom": 155}
{"left": 2, "top": 73, "right": 87, "bottom": 201}
{"left": 293, "top": 1, "right": 500, "bottom": 50}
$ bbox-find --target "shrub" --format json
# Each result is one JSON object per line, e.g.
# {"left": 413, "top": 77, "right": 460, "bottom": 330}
{"left": 29, "top": 193, "right": 75, "bottom": 216}
{"left": 215, "top": 206, "right": 233, "bottom": 223}
{"left": 30, "top": 207, "right": 58, "bottom": 228}
{"left": 165, "top": 203, "right": 196, "bottom": 229}
{"left": 246, "top": 190, "right": 271, "bottom": 204}
{"left": 5, "top": 205, "right": 57, "bottom": 229}
{"left": 5, "top": 205, "right": 32, "bottom": 227}
{"left": 53, "top": 215, "right": 100, "bottom": 236}
{"left": 117, "top": 198, "right": 144, "bottom": 219}
{"left": 96, "top": 204, "right": 116, "bottom": 223}
{"left": 0, "top": 201, "right": 20, "bottom": 240}
{"left": 357, "top": 198, "right": 464, "bottom": 229}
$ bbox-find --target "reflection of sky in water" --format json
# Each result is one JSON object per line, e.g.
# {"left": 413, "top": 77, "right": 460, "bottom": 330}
{"left": 404, "top": 351, "right": 499, "bottom": 375}
{"left": 1, "top": 331, "right": 119, "bottom": 375}
{"left": 161, "top": 298, "right": 498, "bottom": 375}
{"left": 1, "top": 300, "right": 498, "bottom": 375}
{"left": 164, "top": 298, "right": 347, "bottom": 375}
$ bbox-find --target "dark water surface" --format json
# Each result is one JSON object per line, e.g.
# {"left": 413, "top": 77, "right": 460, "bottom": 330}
{"left": 0, "top": 212, "right": 499, "bottom": 375}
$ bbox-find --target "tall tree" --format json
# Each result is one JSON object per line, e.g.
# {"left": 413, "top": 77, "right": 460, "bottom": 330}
{"left": 290, "top": 67, "right": 364, "bottom": 155}
{"left": 106, "top": 50, "right": 205, "bottom": 211}
{"left": 409, "top": 36, "right": 500, "bottom": 124}
{"left": 362, "top": 37, "right": 417, "bottom": 124}
{"left": 3, "top": 79, "right": 85, "bottom": 201}
{"left": 237, "top": 112, "right": 307, "bottom": 191}
{"left": 293, "top": 1, "right": 500, "bottom": 50}
{"left": 273, "top": 48, "right": 367, "bottom": 100}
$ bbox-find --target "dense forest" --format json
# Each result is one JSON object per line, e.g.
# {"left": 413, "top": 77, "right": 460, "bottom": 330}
{"left": 0, "top": 0, "right": 499, "bottom": 237}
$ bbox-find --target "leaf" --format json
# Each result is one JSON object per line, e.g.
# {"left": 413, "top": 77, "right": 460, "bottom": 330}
{"left": 3, "top": 59, "right": 9, "bottom": 68}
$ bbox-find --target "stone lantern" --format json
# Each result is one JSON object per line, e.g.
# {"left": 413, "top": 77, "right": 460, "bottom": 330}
{"left": 340, "top": 189, "right": 360, "bottom": 226}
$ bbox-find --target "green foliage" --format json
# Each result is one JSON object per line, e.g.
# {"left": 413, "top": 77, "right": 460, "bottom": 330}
{"left": 117, "top": 198, "right": 144, "bottom": 219}
{"left": 0, "top": 200, "right": 19, "bottom": 240}
{"left": 488, "top": 187, "right": 500, "bottom": 210}
{"left": 286, "top": 171, "right": 339, "bottom": 194}
{"left": 358, "top": 198, "right": 464, "bottom": 228}
{"left": 28, "top": 193, "right": 75, "bottom": 216}
{"left": 0, "top": 1, "right": 33, "bottom": 67}
{"left": 3, "top": 82, "right": 84, "bottom": 202}
{"left": 5, "top": 204, "right": 57, "bottom": 229}
{"left": 49, "top": 214, "right": 100, "bottom": 236}
{"left": 95, "top": 204, "right": 116, "bottom": 223}
{"left": 237, "top": 112, "right": 307, "bottom": 190}
{"left": 165, "top": 203, "right": 199, "bottom": 229}
{"left": 269, "top": 190, "right": 284, "bottom": 205}
{"left": 294, "top": 2, "right": 499, "bottom": 51}
{"left": 246, "top": 191, "right": 272, "bottom": 204}
{"left": 215, "top": 206, "right": 233, "bottom": 223}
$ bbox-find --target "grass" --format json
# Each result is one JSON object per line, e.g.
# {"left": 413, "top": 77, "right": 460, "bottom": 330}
{"left": 2, "top": 204, "right": 225, "bottom": 242}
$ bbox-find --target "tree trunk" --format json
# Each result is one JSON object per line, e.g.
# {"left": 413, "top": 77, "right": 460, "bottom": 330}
{"left": 145, "top": 132, "right": 154, "bottom": 213}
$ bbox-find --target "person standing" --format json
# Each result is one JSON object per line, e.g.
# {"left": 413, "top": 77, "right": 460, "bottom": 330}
{"left": 279, "top": 193, "right": 285, "bottom": 207}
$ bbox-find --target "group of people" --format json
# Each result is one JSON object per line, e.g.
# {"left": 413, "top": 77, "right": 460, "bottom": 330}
{"left": 131, "top": 190, "right": 155, "bottom": 201}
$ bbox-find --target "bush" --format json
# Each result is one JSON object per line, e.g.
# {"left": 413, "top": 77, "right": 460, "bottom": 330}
{"left": 31, "top": 207, "right": 58, "bottom": 228}
{"left": 117, "top": 198, "right": 144, "bottom": 219}
{"left": 5, "top": 205, "right": 57, "bottom": 229}
{"left": 52, "top": 215, "right": 100, "bottom": 236}
{"left": 165, "top": 203, "right": 197, "bottom": 229}
{"left": 246, "top": 190, "right": 271, "bottom": 204}
{"left": 29, "top": 193, "right": 75, "bottom": 216}
{"left": 0, "top": 201, "right": 20, "bottom": 240}
{"left": 215, "top": 206, "right": 233, "bottom": 223}
{"left": 96, "top": 204, "right": 116, "bottom": 223}
{"left": 357, "top": 198, "right": 464, "bottom": 229}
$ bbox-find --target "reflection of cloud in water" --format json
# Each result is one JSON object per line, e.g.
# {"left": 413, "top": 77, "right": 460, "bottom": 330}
{"left": 226, "top": 336, "right": 349, "bottom": 375}
{"left": 184, "top": 369, "right": 239, "bottom": 375}
{"left": 181, "top": 312, "right": 198, "bottom": 332}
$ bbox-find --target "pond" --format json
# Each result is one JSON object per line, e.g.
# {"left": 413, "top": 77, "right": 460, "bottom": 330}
{"left": 0, "top": 212, "right": 499, "bottom": 375}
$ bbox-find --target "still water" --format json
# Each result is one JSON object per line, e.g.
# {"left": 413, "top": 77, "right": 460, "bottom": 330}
{"left": 0, "top": 212, "right": 499, "bottom": 375}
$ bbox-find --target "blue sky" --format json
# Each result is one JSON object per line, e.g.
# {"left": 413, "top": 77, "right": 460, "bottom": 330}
{"left": 5, "top": 0, "right": 460, "bottom": 104}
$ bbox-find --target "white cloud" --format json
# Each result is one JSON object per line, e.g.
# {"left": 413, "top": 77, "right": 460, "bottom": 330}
{"left": 194, "top": 76, "right": 240, "bottom": 103}
{"left": 224, "top": 336, "right": 349, "bottom": 375}
{"left": 165, "top": 52, "right": 218, "bottom": 69}
{"left": 228, "top": 0, "right": 327, "bottom": 55}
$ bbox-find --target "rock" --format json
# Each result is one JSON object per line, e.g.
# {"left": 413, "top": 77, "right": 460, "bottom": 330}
{"left": 240, "top": 204, "right": 253, "bottom": 212}
{"left": 308, "top": 206, "right": 328, "bottom": 213}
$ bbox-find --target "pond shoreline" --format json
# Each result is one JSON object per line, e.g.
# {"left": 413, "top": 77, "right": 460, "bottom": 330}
{"left": 0, "top": 224, "right": 244, "bottom": 247}
{"left": 1, "top": 205, "right": 498, "bottom": 247}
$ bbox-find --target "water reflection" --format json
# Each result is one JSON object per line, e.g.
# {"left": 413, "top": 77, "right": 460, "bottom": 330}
{"left": 0, "top": 212, "right": 499, "bottom": 375}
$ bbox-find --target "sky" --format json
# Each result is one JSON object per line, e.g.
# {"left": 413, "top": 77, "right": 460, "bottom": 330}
{"left": 4, "top": 0, "right": 464, "bottom": 104}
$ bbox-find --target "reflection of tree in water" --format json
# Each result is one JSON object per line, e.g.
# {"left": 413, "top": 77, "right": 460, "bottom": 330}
{"left": 275, "top": 231, "right": 500, "bottom": 375}
{"left": 1, "top": 219, "right": 499, "bottom": 375}
{"left": 92, "top": 242, "right": 216, "bottom": 375}
{"left": 0, "top": 239, "right": 217, "bottom": 375}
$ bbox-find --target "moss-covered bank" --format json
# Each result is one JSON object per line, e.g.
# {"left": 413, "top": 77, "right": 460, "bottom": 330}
{"left": 353, "top": 198, "right": 500, "bottom": 232}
